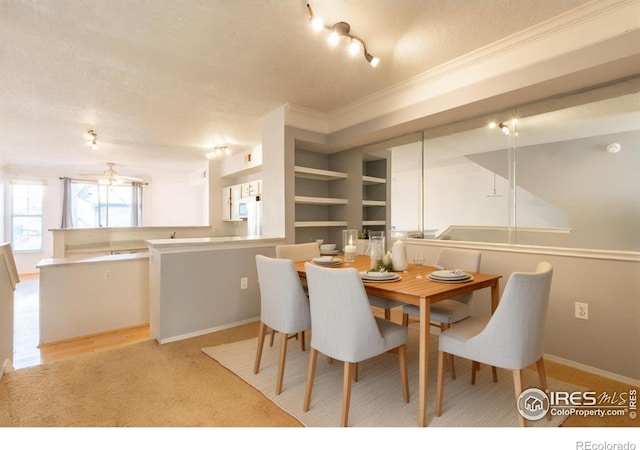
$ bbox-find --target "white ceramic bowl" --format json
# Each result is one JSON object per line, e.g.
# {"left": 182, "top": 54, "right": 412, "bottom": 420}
{"left": 320, "top": 244, "right": 336, "bottom": 252}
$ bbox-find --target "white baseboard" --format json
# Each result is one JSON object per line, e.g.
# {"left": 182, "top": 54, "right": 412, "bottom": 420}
{"left": 545, "top": 353, "right": 640, "bottom": 387}
{"left": 0, "top": 358, "right": 14, "bottom": 380}
{"left": 157, "top": 316, "right": 260, "bottom": 344}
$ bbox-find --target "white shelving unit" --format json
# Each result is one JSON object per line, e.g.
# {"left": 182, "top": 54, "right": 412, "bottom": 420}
{"left": 294, "top": 166, "right": 348, "bottom": 181}
{"left": 295, "top": 196, "right": 348, "bottom": 205}
{"left": 362, "top": 159, "right": 388, "bottom": 233}
{"left": 294, "top": 221, "right": 349, "bottom": 228}
{"left": 294, "top": 164, "right": 350, "bottom": 228}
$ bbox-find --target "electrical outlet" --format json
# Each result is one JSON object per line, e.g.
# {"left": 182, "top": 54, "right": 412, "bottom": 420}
{"left": 104, "top": 269, "right": 112, "bottom": 280}
{"left": 575, "top": 302, "right": 589, "bottom": 320}
{"left": 240, "top": 277, "right": 248, "bottom": 289}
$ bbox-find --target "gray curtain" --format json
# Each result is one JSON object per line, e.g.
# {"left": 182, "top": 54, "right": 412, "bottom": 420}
{"left": 132, "top": 182, "right": 144, "bottom": 226}
{"left": 60, "top": 177, "right": 73, "bottom": 228}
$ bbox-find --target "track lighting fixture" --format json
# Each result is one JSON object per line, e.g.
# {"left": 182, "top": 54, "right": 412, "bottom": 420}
{"left": 306, "top": 3, "right": 379, "bottom": 67}
{"left": 498, "top": 122, "right": 511, "bottom": 136}
{"left": 86, "top": 130, "right": 98, "bottom": 150}
{"left": 207, "top": 145, "right": 231, "bottom": 159}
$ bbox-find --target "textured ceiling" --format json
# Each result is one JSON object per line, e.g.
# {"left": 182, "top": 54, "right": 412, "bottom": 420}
{"left": 0, "top": 0, "right": 590, "bottom": 180}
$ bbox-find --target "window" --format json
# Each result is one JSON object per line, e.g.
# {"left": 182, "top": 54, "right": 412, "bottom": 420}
{"left": 11, "top": 183, "right": 44, "bottom": 251}
{"left": 64, "top": 180, "right": 142, "bottom": 228}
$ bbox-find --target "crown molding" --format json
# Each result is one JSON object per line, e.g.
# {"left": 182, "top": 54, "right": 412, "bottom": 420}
{"left": 285, "top": 0, "right": 640, "bottom": 136}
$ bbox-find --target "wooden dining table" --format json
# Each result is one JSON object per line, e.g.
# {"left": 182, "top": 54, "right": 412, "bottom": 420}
{"left": 294, "top": 254, "right": 502, "bottom": 427}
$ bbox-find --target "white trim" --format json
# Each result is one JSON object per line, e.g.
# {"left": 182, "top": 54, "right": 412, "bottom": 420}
{"left": 1, "top": 358, "right": 13, "bottom": 379}
{"left": 544, "top": 353, "right": 640, "bottom": 388}
{"left": 407, "top": 239, "right": 640, "bottom": 263}
{"left": 157, "top": 316, "right": 259, "bottom": 345}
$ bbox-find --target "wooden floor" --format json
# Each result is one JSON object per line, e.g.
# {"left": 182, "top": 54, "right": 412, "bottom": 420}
{"left": 12, "top": 275, "right": 637, "bottom": 427}
{"left": 13, "top": 274, "right": 150, "bottom": 369}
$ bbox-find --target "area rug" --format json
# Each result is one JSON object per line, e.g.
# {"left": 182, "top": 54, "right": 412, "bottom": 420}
{"left": 202, "top": 327, "right": 577, "bottom": 427}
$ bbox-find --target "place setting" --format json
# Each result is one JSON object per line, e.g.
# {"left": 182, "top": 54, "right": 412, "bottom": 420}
{"left": 359, "top": 271, "right": 402, "bottom": 283}
{"left": 319, "top": 243, "right": 340, "bottom": 255}
{"left": 311, "top": 255, "right": 343, "bottom": 266}
{"left": 427, "top": 269, "right": 474, "bottom": 283}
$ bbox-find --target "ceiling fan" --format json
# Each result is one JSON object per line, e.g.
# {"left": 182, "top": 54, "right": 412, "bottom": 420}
{"left": 82, "top": 163, "right": 144, "bottom": 185}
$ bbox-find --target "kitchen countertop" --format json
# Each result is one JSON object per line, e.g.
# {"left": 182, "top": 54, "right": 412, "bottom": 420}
{"left": 145, "top": 235, "right": 284, "bottom": 251}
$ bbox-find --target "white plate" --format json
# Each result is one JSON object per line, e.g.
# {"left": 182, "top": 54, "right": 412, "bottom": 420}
{"left": 360, "top": 271, "right": 396, "bottom": 279}
{"left": 360, "top": 274, "right": 402, "bottom": 283}
{"left": 320, "top": 250, "right": 340, "bottom": 255}
{"left": 312, "top": 256, "right": 335, "bottom": 263}
{"left": 312, "top": 257, "right": 342, "bottom": 266}
{"left": 430, "top": 270, "right": 469, "bottom": 279}
{"left": 427, "top": 274, "right": 473, "bottom": 283}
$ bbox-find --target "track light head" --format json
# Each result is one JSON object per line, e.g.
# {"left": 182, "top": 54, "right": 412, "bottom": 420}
{"left": 86, "top": 130, "right": 98, "bottom": 149}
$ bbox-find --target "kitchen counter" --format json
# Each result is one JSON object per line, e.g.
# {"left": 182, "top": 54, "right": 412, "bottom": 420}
{"left": 146, "top": 235, "right": 282, "bottom": 252}
{"left": 147, "top": 235, "right": 285, "bottom": 343}
{"left": 37, "top": 252, "right": 150, "bottom": 345}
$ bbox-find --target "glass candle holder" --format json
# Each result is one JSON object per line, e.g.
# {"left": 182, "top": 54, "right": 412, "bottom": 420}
{"left": 342, "top": 229, "right": 358, "bottom": 262}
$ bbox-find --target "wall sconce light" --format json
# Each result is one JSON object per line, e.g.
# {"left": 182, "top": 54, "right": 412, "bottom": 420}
{"left": 306, "top": 3, "right": 379, "bottom": 67}
{"left": 86, "top": 130, "right": 98, "bottom": 150}
{"left": 498, "top": 122, "right": 511, "bottom": 136}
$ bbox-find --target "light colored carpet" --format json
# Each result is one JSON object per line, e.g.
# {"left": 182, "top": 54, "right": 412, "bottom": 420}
{"left": 202, "top": 327, "right": 577, "bottom": 427}
{"left": 0, "top": 324, "right": 301, "bottom": 427}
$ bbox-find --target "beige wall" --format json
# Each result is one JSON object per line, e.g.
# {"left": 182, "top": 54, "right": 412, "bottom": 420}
{"left": 405, "top": 241, "right": 640, "bottom": 383}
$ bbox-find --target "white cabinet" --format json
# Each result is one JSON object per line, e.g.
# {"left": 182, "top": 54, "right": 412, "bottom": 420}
{"left": 222, "top": 185, "right": 243, "bottom": 221}
{"left": 241, "top": 180, "right": 261, "bottom": 197}
{"left": 224, "top": 181, "right": 260, "bottom": 221}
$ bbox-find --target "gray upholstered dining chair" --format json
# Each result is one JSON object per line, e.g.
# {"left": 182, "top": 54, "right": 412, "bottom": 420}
{"left": 435, "top": 261, "right": 553, "bottom": 426}
{"left": 271, "top": 242, "right": 320, "bottom": 345}
{"left": 254, "top": 255, "right": 311, "bottom": 395}
{"left": 275, "top": 242, "right": 320, "bottom": 261}
{"left": 302, "top": 262, "right": 410, "bottom": 427}
{"left": 368, "top": 295, "right": 406, "bottom": 322}
{"left": 401, "top": 247, "right": 481, "bottom": 379}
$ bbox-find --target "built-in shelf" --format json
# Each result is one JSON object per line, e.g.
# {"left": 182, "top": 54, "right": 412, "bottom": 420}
{"left": 362, "top": 175, "right": 386, "bottom": 185}
{"left": 295, "top": 221, "right": 349, "bottom": 228}
{"left": 363, "top": 220, "right": 386, "bottom": 226}
{"left": 295, "top": 196, "right": 348, "bottom": 205}
{"left": 362, "top": 200, "right": 386, "bottom": 207}
{"left": 295, "top": 166, "right": 348, "bottom": 181}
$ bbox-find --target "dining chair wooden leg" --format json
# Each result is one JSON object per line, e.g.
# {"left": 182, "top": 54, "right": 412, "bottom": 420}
{"left": 471, "top": 361, "right": 479, "bottom": 385}
{"left": 342, "top": 361, "right": 355, "bottom": 427}
{"left": 402, "top": 313, "right": 409, "bottom": 327}
{"left": 492, "top": 366, "right": 498, "bottom": 383}
{"left": 435, "top": 350, "right": 446, "bottom": 416}
{"left": 399, "top": 344, "right": 410, "bottom": 403}
{"left": 269, "top": 329, "right": 276, "bottom": 347}
{"left": 300, "top": 331, "right": 306, "bottom": 351}
{"left": 353, "top": 362, "right": 359, "bottom": 382}
{"left": 276, "top": 332, "right": 289, "bottom": 394}
{"left": 254, "top": 321, "right": 268, "bottom": 374}
{"left": 536, "top": 357, "right": 552, "bottom": 421}
{"left": 512, "top": 369, "right": 526, "bottom": 427}
{"left": 441, "top": 324, "right": 456, "bottom": 380}
{"left": 303, "top": 348, "right": 319, "bottom": 412}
